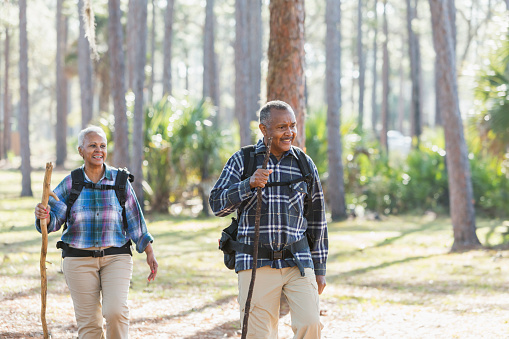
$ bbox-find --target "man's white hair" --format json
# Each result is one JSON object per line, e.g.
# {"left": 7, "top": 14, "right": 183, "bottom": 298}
{"left": 78, "top": 125, "right": 107, "bottom": 148}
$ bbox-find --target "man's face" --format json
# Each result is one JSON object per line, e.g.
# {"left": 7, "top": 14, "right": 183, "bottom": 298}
{"left": 259, "top": 109, "right": 297, "bottom": 158}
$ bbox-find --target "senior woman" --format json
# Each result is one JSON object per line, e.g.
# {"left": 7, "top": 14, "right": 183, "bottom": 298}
{"left": 35, "top": 125, "right": 157, "bottom": 339}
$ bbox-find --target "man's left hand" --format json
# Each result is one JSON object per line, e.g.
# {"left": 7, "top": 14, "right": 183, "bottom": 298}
{"left": 316, "top": 275, "right": 326, "bottom": 295}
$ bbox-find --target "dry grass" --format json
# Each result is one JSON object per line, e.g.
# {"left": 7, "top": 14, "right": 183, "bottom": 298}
{"left": 1, "top": 169, "right": 509, "bottom": 338}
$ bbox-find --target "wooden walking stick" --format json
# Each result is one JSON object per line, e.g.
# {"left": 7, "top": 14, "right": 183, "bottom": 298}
{"left": 40, "top": 162, "right": 58, "bottom": 339}
{"left": 241, "top": 137, "right": 272, "bottom": 339}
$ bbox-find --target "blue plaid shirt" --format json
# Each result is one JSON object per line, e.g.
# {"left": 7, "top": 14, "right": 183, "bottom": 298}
{"left": 36, "top": 165, "right": 153, "bottom": 253}
{"left": 209, "top": 139, "right": 328, "bottom": 276}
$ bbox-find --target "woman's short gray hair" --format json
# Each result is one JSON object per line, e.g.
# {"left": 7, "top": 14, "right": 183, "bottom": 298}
{"left": 78, "top": 125, "right": 107, "bottom": 148}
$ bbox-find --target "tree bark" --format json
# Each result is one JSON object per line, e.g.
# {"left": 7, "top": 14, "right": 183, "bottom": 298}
{"left": 506, "top": 0, "right": 509, "bottom": 11}
{"left": 108, "top": 0, "right": 130, "bottom": 168}
{"left": 132, "top": 0, "right": 148, "bottom": 207}
{"left": 77, "top": 0, "right": 94, "bottom": 129}
{"left": 326, "top": 0, "right": 347, "bottom": 221}
{"left": 371, "top": 0, "right": 378, "bottom": 135}
{"left": 56, "top": 0, "right": 68, "bottom": 167}
{"left": 163, "top": 0, "right": 175, "bottom": 96}
{"left": 127, "top": 0, "right": 136, "bottom": 91}
{"left": 3, "top": 28, "right": 10, "bottom": 159}
{"left": 429, "top": 0, "right": 481, "bottom": 251}
{"left": 357, "top": 0, "right": 366, "bottom": 132}
{"left": 248, "top": 0, "right": 262, "bottom": 122}
{"left": 19, "top": 0, "right": 32, "bottom": 197}
{"left": 203, "top": 0, "right": 220, "bottom": 108}
{"left": 235, "top": 0, "right": 251, "bottom": 146}
{"left": 407, "top": 0, "right": 422, "bottom": 146}
{"left": 267, "top": 0, "right": 306, "bottom": 149}
{"left": 148, "top": 0, "right": 156, "bottom": 103}
{"left": 380, "top": 0, "right": 389, "bottom": 152}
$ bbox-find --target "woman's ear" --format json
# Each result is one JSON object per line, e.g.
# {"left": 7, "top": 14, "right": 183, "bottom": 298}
{"left": 259, "top": 123, "right": 267, "bottom": 137}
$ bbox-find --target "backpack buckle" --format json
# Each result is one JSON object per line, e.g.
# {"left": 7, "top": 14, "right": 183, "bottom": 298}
{"left": 271, "top": 250, "right": 283, "bottom": 260}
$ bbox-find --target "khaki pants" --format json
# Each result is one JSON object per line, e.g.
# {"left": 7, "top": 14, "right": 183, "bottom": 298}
{"left": 238, "top": 266, "right": 322, "bottom": 339}
{"left": 63, "top": 253, "right": 133, "bottom": 339}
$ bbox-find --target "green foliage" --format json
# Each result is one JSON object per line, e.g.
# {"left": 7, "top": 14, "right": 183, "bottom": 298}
{"left": 305, "top": 107, "right": 328, "bottom": 175}
{"left": 473, "top": 35, "right": 509, "bottom": 155}
{"left": 143, "top": 97, "right": 229, "bottom": 214}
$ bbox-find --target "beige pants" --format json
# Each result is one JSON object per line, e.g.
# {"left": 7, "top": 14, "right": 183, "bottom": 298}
{"left": 238, "top": 266, "right": 322, "bottom": 339}
{"left": 63, "top": 253, "right": 133, "bottom": 339}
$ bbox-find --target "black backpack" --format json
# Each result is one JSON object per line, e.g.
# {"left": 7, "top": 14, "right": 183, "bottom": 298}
{"left": 219, "top": 145, "right": 315, "bottom": 270}
{"left": 64, "top": 167, "right": 134, "bottom": 232}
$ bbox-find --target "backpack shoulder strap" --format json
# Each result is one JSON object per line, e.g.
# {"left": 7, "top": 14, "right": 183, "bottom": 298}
{"left": 240, "top": 145, "right": 257, "bottom": 181}
{"left": 115, "top": 168, "right": 132, "bottom": 232}
{"left": 292, "top": 147, "right": 314, "bottom": 221}
{"left": 65, "top": 168, "right": 86, "bottom": 229}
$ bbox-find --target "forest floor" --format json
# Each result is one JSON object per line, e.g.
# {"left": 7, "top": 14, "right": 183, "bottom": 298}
{"left": 1, "top": 168, "right": 509, "bottom": 338}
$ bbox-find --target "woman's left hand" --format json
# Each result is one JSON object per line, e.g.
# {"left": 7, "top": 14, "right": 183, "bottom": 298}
{"left": 144, "top": 243, "right": 158, "bottom": 281}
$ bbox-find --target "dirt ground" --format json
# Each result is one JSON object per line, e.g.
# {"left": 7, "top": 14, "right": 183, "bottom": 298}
{"left": 1, "top": 284, "right": 508, "bottom": 339}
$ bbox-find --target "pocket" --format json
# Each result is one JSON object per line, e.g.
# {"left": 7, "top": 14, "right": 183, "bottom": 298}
{"left": 288, "top": 181, "right": 308, "bottom": 213}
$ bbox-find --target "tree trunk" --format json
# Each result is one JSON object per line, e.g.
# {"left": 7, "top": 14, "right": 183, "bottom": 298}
{"left": 19, "top": 0, "right": 32, "bottom": 197}
{"left": 98, "top": 55, "right": 110, "bottom": 114}
{"left": 506, "top": 0, "right": 509, "bottom": 10}
{"left": 203, "top": 0, "right": 220, "bottom": 109}
{"left": 326, "top": 0, "right": 347, "bottom": 221}
{"left": 56, "top": 0, "right": 68, "bottom": 167}
{"left": 148, "top": 0, "right": 156, "bottom": 103}
{"left": 371, "top": 0, "right": 378, "bottom": 135}
{"left": 127, "top": 0, "right": 136, "bottom": 91}
{"left": 357, "top": 0, "right": 366, "bottom": 131}
{"left": 132, "top": 0, "right": 148, "bottom": 207}
{"left": 77, "top": 0, "right": 94, "bottom": 129}
{"left": 248, "top": 0, "right": 262, "bottom": 122}
{"left": 397, "top": 45, "right": 405, "bottom": 134}
{"left": 380, "top": 0, "right": 389, "bottom": 152}
{"left": 108, "top": 0, "right": 130, "bottom": 168}
{"left": 407, "top": 0, "right": 422, "bottom": 146}
{"left": 429, "top": 0, "right": 481, "bottom": 251}
{"left": 235, "top": 0, "right": 251, "bottom": 146}
{"left": 3, "top": 28, "right": 10, "bottom": 159}
{"left": 267, "top": 0, "right": 306, "bottom": 149}
{"left": 163, "top": 0, "right": 175, "bottom": 96}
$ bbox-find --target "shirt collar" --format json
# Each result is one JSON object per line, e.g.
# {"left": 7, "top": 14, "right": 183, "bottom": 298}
{"left": 80, "top": 164, "right": 113, "bottom": 182}
{"left": 254, "top": 138, "right": 297, "bottom": 159}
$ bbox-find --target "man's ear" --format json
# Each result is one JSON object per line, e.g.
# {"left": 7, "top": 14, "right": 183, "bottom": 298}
{"left": 78, "top": 146, "right": 83, "bottom": 158}
{"left": 259, "top": 123, "right": 267, "bottom": 136}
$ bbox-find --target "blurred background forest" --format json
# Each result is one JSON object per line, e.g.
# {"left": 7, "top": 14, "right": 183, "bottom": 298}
{"left": 1, "top": 0, "right": 509, "bottom": 250}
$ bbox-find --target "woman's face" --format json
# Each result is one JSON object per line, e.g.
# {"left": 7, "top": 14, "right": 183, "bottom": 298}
{"left": 79, "top": 132, "right": 107, "bottom": 169}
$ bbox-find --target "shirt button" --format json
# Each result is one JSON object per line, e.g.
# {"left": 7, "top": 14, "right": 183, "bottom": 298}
{"left": 96, "top": 213, "right": 99, "bottom": 216}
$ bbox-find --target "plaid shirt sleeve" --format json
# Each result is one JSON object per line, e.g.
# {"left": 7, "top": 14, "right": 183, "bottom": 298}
{"left": 305, "top": 155, "right": 328, "bottom": 276}
{"left": 124, "top": 180, "right": 154, "bottom": 253}
{"left": 209, "top": 150, "right": 255, "bottom": 216}
{"left": 35, "top": 175, "right": 72, "bottom": 234}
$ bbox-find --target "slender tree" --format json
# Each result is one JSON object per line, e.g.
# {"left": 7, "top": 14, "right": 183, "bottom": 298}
{"left": 407, "top": 0, "right": 423, "bottom": 146}
{"left": 3, "top": 28, "right": 10, "bottom": 159}
{"left": 380, "top": 0, "right": 389, "bottom": 152}
{"left": 203, "top": 0, "right": 220, "bottom": 108}
{"left": 132, "top": 0, "right": 148, "bottom": 205}
{"left": 506, "top": 0, "right": 509, "bottom": 10}
{"left": 357, "top": 0, "right": 366, "bottom": 131}
{"left": 326, "top": 0, "right": 347, "bottom": 220}
{"left": 148, "top": 0, "right": 156, "bottom": 103}
{"left": 429, "top": 0, "right": 481, "bottom": 251}
{"left": 19, "top": 0, "right": 32, "bottom": 197}
{"left": 56, "top": 0, "right": 68, "bottom": 167}
{"left": 248, "top": 0, "right": 262, "bottom": 122}
{"left": 77, "top": 0, "right": 93, "bottom": 128}
{"left": 108, "top": 0, "right": 130, "bottom": 168}
{"left": 235, "top": 0, "right": 251, "bottom": 146}
{"left": 127, "top": 0, "right": 136, "bottom": 91}
{"left": 371, "top": 0, "right": 379, "bottom": 135}
{"left": 267, "top": 0, "right": 306, "bottom": 149}
{"left": 163, "top": 0, "right": 175, "bottom": 96}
